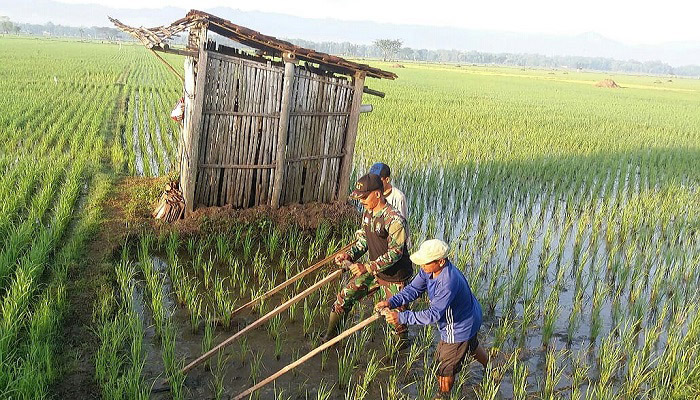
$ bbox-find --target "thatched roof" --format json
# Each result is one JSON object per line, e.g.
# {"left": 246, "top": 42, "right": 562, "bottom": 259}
{"left": 109, "top": 10, "right": 397, "bottom": 80}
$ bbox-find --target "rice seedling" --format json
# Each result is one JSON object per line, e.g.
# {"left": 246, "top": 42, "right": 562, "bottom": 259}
{"left": 337, "top": 342, "right": 357, "bottom": 389}
{"left": 540, "top": 347, "right": 564, "bottom": 399}
{"left": 417, "top": 352, "right": 439, "bottom": 399}
{"left": 511, "top": 350, "right": 528, "bottom": 400}
{"left": 355, "top": 350, "right": 381, "bottom": 400}
{"left": 316, "top": 380, "right": 334, "bottom": 400}
{"left": 249, "top": 350, "right": 264, "bottom": 384}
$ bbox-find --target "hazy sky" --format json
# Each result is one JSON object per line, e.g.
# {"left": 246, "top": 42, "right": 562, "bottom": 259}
{"left": 57, "top": 0, "right": 700, "bottom": 45}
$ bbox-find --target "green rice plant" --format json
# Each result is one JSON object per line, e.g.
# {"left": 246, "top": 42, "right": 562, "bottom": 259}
{"left": 249, "top": 350, "right": 263, "bottom": 384}
{"left": 355, "top": 351, "right": 381, "bottom": 400}
{"left": 238, "top": 336, "right": 249, "bottom": 365}
{"left": 382, "top": 324, "right": 400, "bottom": 361}
{"left": 511, "top": 349, "right": 528, "bottom": 400}
{"left": 202, "top": 315, "right": 214, "bottom": 356}
{"left": 203, "top": 257, "right": 214, "bottom": 289}
{"left": 590, "top": 280, "right": 607, "bottom": 341}
{"left": 211, "top": 353, "right": 228, "bottom": 400}
{"left": 493, "top": 315, "right": 515, "bottom": 351}
{"left": 316, "top": 380, "right": 334, "bottom": 400}
{"left": 570, "top": 346, "right": 590, "bottom": 400}
{"left": 542, "top": 286, "right": 560, "bottom": 347}
{"left": 215, "top": 234, "right": 229, "bottom": 262}
{"left": 213, "top": 275, "right": 233, "bottom": 329}
{"left": 189, "top": 294, "right": 202, "bottom": 333}
{"left": 417, "top": 352, "right": 439, "bottom": 400}
{"left": 243, "top": 226, "right": 254, "bottom": 261}
{"left": 404, "top": 340, "right": 423, "bottom": 373}
{"left": 474, "top": 351, "right": 506, "bottom": 400}
{"left": 541, "top": 347, "right": 564, "bottom": 400}
{"left": 337, "top": 342, "right": 357, "bottom": 389}
{"left": 303, "top": 298, "right": 316, "bottom": 336}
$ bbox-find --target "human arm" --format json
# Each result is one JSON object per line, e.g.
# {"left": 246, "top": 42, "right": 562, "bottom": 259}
{"left": 398, "top": 279, "right": 456, "bottom": 326}
{"left": 387, "top": 272, "right": 427, "bottom": 309}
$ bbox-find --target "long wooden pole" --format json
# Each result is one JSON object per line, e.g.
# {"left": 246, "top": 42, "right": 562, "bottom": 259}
{"left": 227, "top": 241, "right": 355, "bottom": 319}
{"left": 271, "top": 57, "right": 296, "bottom": 209}
{"left": 337, "top": 70, "right": 366, "bottom": 201}
{"left": 172, "top": 268, "right": 346, "bottom": 380}
{"left": 234, "top": 313, "right": 381, "bottom": 400}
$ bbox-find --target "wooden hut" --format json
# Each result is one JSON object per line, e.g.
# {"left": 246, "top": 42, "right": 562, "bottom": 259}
{"left": 111, "top": 10, "right": 396, "bottom": 213}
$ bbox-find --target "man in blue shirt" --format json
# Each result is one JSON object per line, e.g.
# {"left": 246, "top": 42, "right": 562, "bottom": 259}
{"left": 376, "top": 239, "right": 489, "bottom": 398}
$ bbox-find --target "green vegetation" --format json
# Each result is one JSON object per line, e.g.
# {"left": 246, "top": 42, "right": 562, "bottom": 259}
{"left": 0, "top": 36, "right": 699, "bottom": 399}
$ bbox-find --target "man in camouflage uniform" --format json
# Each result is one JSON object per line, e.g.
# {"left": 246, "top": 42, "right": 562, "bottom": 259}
{"left": 322, "top": 173, "right": 414, "bottom": 342}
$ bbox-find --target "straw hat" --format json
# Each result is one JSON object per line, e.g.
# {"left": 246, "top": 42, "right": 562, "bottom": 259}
{"left": 410, "top": 239, "right": 449, "bottom": 265}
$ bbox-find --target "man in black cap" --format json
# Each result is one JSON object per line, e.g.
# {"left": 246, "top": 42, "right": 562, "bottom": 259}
{"left": 322, "top": 173, "right": 414, "bottom": 342}
{"left": 369, "top": 162, "right": 408, "bottom": 219}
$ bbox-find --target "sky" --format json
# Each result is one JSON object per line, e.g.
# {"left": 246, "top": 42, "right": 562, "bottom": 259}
{"left": 56, "top": 0, "right": 700, "bottom": 45}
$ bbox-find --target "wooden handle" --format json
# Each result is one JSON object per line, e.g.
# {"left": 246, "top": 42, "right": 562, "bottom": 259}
{"left": 233, "top": 313, "right": 381, "bottom": 400}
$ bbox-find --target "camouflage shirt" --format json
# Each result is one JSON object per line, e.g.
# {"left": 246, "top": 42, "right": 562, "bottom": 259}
{"left": 345, "top": 202, "right": 408, "bottom": 276}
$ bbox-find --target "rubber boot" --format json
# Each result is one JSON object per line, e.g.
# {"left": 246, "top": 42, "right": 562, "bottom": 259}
{"left": 321, "top": 311, "right": 343, "bottom": 343}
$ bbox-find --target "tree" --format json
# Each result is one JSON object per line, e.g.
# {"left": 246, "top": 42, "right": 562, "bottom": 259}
{"left": 373, "top": 39, "right": 402, "bottom": 62}
{"left": 0, "top": 16, "right": 15, "bottom": 34}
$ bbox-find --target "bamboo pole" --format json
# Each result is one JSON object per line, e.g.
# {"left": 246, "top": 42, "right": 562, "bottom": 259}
{"left": 234, "top": 313, "right": 382, "bottom": 400}
{"left": 227, "top": 240, "right": 356, "bottom": 319}
{"left": 170, "top": 267, "right": 346, "bottom": 381}
{"left": 271, "top": 57, "right": 296, "bottom": 209}
{"left": 337, "top": 71, "right": 366, "bottom": 201}
{"left": 149, "top": 48, "right": 184, "bottom": 82}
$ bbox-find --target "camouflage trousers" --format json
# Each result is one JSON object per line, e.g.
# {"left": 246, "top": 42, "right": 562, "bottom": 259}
{"left": 333, "top": 272, "right": 409, "bottom": 335}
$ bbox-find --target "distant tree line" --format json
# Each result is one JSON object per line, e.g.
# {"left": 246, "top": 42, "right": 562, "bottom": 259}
{"left": 290, "top": 38, "right": 700, "bottom": 78}
{"left": 2, "top": 16, "right": 698, "bottom": 78}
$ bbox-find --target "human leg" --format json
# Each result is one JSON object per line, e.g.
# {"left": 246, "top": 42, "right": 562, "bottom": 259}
{"left": 323, "top": 273, "right": 375, "bottom": 341}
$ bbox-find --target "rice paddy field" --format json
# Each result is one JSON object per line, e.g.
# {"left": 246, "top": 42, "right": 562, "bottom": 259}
{"left": 0, "top": 36, "right": 699, "bottom": 400}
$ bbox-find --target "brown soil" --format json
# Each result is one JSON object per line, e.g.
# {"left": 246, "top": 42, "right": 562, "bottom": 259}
{"left": 595, "top": 79, "right": 621, "bottom": 88}
{"left": 392, "top": 63, "right": 405, "bottom": 68}
{"left": 53, "top": 176, "right": 359, "bottom": 399}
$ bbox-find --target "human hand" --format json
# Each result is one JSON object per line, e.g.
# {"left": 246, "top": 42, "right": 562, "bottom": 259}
{"left": 334, "top": 253, "right": 350, "bottom": 266}
{"left": 380, "top": 308, "right": 399, "bottom": 325}
{"left": 349, "top": 263, "right": 367, "bottom": 276}
{"left": 374, "top": 301, "right": 390, "bottom": 312}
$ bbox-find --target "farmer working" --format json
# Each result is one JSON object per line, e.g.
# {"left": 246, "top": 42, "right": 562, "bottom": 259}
{"left": 375, "top": 239, "right": 489, "bottom": 399}
{"left": 323, "top": 173, "right": 414, "bottom": 342}
{"left": 369, "top": 162, "right": 408, "bottom": 219}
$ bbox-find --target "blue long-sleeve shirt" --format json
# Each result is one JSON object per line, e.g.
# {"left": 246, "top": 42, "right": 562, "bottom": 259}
{"left": 388, "top": 260, "right": 482, "bottom": 343}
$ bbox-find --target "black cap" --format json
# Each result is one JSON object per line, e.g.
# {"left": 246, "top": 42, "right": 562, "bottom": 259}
{"left": 350, "top": 174, "right": 383, "bottom": 199}
{"left": 369, "top": 162, "right": 391, "bottom": 178}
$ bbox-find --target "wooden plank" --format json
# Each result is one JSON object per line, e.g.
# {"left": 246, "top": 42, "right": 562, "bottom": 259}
{"left": 305, "top": 74, "right": 324, "bottom": 203}
{"left": 183, "top": 25, "right": 208, "bottom": 213}
{"left": 222, "top": 60, "right": 240, "bottom": 204}
{"left": 243, "top": 66, "right": 262, "bottom": 206}
{"left": 235, "top": 66, "right": 252, "bottom": 207}
{"left": 337, "top": 71, "right": 366, "bottom": 202}
{"left": 268, "top": 70, "right": 283, "bottom": 202}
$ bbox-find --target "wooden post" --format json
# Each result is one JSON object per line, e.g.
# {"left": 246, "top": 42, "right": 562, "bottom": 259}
{"left": 337, "top": 71, "right": 366, "bottom": 201}
{"left": 181, "top": 23, "right": 208, "bottom": 214}
{"left": 271, "top": 54, "right": 296, "bottom": 209}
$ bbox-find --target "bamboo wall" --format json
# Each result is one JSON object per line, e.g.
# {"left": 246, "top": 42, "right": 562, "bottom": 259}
{"left": 189, "top": 50, "right": 355, "bottom": 209}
